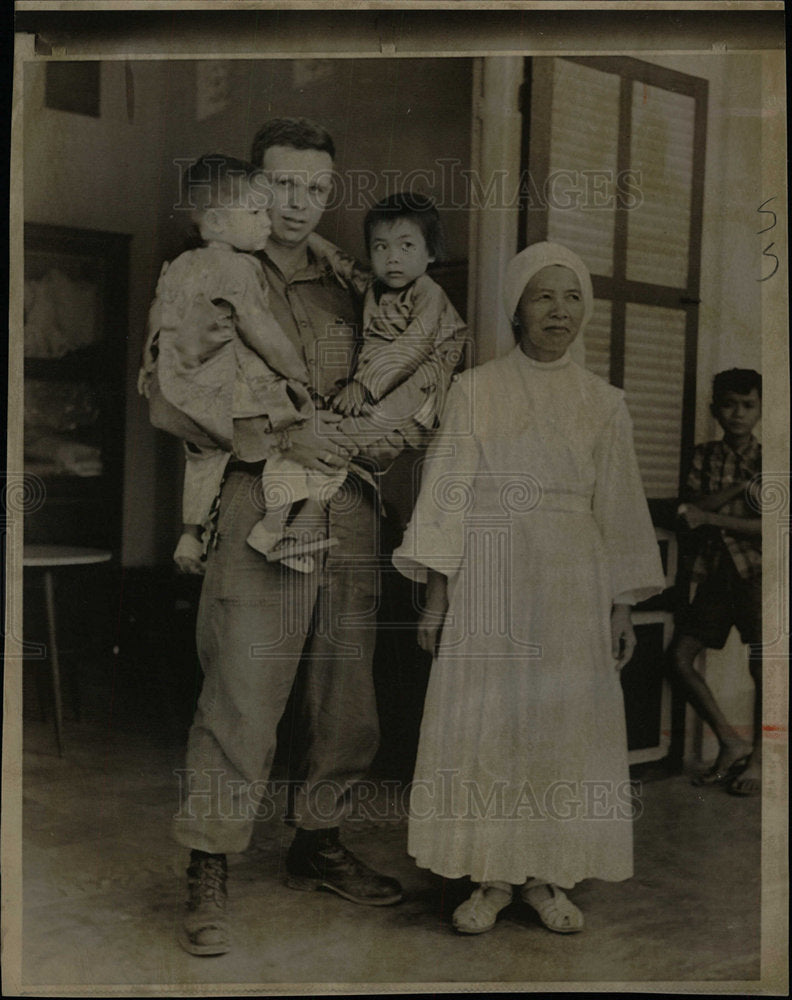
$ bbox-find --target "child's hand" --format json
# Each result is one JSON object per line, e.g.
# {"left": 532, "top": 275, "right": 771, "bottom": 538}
{"left": 332, "top": 380, "right": 372, "bottom": 416}
{"left": 611, "top": 604, "right": 636, "bottom": 669}
{"left": 678, "top": 503, "right": 709, "bottom": 529}
{"left": 174, "top": 532, "right": 205, "bottom": 575}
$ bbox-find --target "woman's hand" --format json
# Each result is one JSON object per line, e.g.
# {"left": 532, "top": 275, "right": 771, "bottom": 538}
{"left": 417, "top": 570, "right": 449, "bottom": 656}
{"left": 611, "top": 603, "right": 636, "bottom": 670}
{"left": 417, "top": 610, "right": 447, "bottom": 655}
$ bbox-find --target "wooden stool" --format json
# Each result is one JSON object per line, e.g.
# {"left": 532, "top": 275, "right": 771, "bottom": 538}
{"left": 23, "top": 545, "right": 112, "bottom": 755}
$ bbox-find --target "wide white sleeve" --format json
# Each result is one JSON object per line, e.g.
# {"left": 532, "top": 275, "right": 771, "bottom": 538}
{"left": 613, "top": 590, "right": 642, "bottom": 607}
{"left": 392, "top": 375, "right": 480, "bottom": 583}
{"left": 592, "top": 397, "right": 665, "bottom": 605}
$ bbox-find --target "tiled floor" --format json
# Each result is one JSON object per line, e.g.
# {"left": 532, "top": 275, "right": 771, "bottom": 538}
{"left": 13, "top": 673, "right": 764, "bottom": 994}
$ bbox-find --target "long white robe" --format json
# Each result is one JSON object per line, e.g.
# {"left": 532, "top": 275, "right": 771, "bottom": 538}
{"left": 393, "top": 345, "right": 665, "bottom": 887}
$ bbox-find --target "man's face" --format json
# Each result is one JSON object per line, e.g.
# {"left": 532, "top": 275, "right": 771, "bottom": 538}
{"left": 260, "top": 145, "right": 334, "bottom": 249}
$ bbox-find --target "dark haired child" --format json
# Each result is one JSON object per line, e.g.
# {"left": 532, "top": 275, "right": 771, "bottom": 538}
{"left": 674, "top": 368, "right": 763, "bottom": 795}
{"left": 311, "top": 192, "right": 466, "bottom": 424}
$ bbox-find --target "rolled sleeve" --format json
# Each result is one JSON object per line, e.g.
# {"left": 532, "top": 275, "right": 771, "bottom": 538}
{"left": 182, "top": 444, "right": 231, "bottom": 524}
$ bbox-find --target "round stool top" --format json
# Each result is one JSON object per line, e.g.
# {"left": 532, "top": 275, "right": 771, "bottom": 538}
{"left": 23, "top": 545, "right": 113, "bottom": 568}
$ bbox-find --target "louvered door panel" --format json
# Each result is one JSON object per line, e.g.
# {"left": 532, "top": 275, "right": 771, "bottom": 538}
{"left": 546, "top": 59, "right": 620, "bottom": 278}
{"left": 623, "top": 304, "right": 687, "bottom": 497}
{"left": 627, "top": 84, "right": 696, "bottom": 287}
{"left": 585, "top": 299, "right": 613, "bottom": 382}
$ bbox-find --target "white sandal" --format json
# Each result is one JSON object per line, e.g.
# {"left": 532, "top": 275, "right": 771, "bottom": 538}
{"left": 452, "top": 883, "right": 512, "bottom": 935}
{"left": 521, "top": 881, "right": 584, "bottom": 934}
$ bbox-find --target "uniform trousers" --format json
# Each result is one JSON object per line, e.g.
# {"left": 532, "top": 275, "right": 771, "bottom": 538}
{"left": 172, "top": 467, "right": 382, "bottom": 854}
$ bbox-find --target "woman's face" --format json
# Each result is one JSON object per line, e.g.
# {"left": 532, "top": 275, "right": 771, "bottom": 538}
{"left": 516, "top": 265, "right": 585, "bottom": 362}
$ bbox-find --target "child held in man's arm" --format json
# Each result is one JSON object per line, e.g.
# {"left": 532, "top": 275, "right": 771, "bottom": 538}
{"left": 138, "top": 154, "right": 341, "bottom": 575}
{"left": 309, "top": 192, "right": 466, "bottom": 437}
{"left": 673, "top": 368, "right": 763, "bottom": 796}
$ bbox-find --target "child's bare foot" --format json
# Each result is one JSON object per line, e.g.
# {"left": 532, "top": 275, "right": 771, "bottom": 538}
{"left": 729, "top": 753, "right": 761, "bottom": 796}
{"left": 692, "top": 739, "right": 752, "bottom": 786}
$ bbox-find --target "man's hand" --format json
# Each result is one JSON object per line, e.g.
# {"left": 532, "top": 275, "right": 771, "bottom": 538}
{"left": 611, "top": 603, "right": 636, "bottom": 670}
{"left": 335, "top": 414, "right": 410, "bottom": 470}
{"left": 285, "top": 410, "right": 358, "bottom": 473}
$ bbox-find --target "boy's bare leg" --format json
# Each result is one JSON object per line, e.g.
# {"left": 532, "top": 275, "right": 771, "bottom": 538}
{"left": 672, "top": 635, "right": 753, "bottom": 779}
{"left": 730, "top": 649, "right": 762, "bottom": 794}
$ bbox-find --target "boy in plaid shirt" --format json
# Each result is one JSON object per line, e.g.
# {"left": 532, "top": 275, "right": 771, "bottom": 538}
{"left": 673, "top": 369, "right": 762, "bottom": 795}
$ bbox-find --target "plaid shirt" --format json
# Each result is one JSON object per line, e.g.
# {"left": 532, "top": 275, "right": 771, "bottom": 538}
{"left": 685, "top": 435, "right": 762, "bottom": 580}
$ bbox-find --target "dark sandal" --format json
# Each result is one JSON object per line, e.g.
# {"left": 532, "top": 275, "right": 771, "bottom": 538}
{"left": 691, "top": 755, "right": 749, "bottom": 787}
{"left": 729, "top": 771, "right": 761, "bottom": 796}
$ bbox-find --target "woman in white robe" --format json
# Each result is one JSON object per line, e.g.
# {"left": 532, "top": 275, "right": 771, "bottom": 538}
{"left": 392, "top": 242, "right": 665, "bottom": 935}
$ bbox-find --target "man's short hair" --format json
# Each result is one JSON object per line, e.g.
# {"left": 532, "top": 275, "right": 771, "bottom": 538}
{"left": 712, "top": 368, "right": 763, "bottom": 405}
{"left": 250, "top": 118, "right": 336, "bottom": 166}
{"left": 363, "top": 192, "right": 445, "bottom": 261}
{"left": 183, "top": 153, "right": 258, "bottom": 214}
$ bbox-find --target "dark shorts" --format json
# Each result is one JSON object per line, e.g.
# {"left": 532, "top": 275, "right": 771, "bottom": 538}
{"left": 679, "top": 554, "right": 762, "bottom": 650}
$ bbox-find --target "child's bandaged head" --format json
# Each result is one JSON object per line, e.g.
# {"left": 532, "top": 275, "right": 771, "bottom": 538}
{"left": 503, "top": 242, "right": 594, "bottom": 335}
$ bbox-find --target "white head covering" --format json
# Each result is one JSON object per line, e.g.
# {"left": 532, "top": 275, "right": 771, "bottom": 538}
{"left": 503, "top": 241, "right": 594, "bottom": 337}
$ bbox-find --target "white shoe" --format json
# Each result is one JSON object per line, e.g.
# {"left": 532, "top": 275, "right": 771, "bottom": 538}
{"left": 264, "top": 535, "right": 339, "bottom": 561}
{"left": 520, "top": 881, "right": 584, "bottom": 933}
{"left": 246, "top": 520, "right": 286, "bottom": 556}
{"left": 246, "top": 522, "right": 337, "bottom": 564}
{"left": 452, "top": 883, "right": 512, "bottom": 935}
{"left": 279, "top": 554, "right": 316, "bottom": 574}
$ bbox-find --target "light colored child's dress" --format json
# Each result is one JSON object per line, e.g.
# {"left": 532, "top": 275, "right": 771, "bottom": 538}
{"left": 138, "top": 244, "right": 344, "bottom": 528}
{"left": 393, "top": 345, "right": 665, "bottom": 887}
